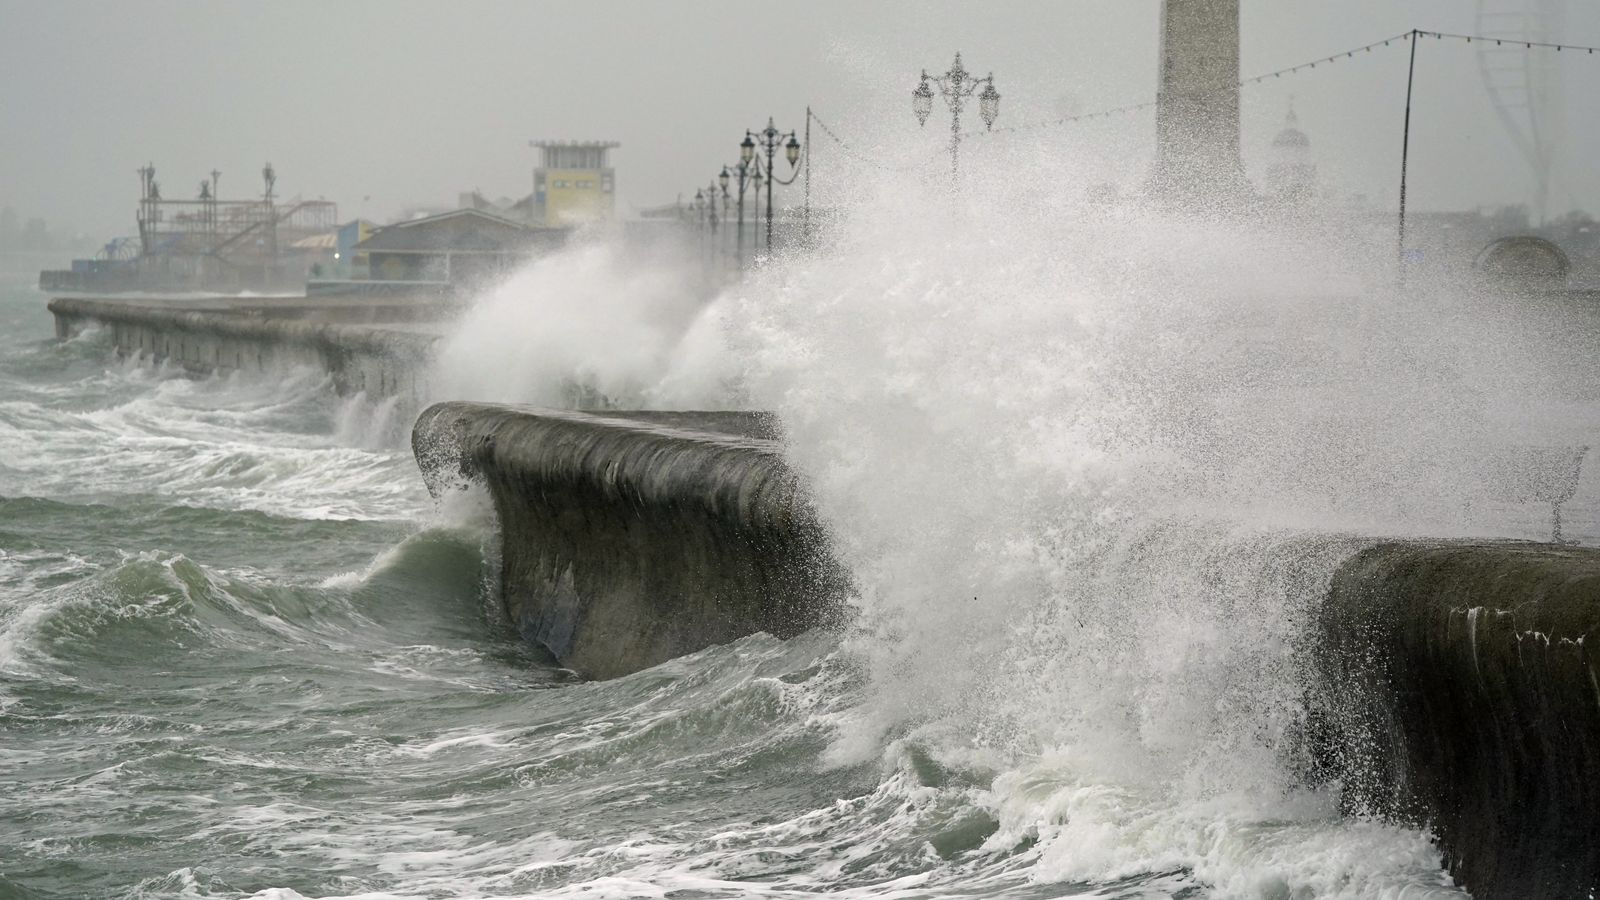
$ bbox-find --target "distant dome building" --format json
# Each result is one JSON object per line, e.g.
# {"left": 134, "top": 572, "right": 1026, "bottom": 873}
{"left": 1474, "top": 235, "right": 1570, "bottom": 291}
{"left": 1266, "top": 103, "right": 1316, "bottom": 205}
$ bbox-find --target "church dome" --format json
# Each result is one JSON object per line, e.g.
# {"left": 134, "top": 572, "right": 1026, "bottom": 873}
{"left": 1266, "top": 102, "right": 1316, "bottom": 204}
{"left": 1273, "top": 108, "right": 1310, "bottom": 150}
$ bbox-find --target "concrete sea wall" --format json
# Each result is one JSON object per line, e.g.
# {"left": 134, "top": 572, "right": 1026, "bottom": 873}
{"left": 409, "top": 402, "right": 1599, "bottom": 894}
{"left": 1314, "top": 541, "right": 1600, "bottom": 899}
{"left": 49, "top": 296, "right": 441, "bottom": 397}
{"left": 412, "top": 401, "right": 845, "bottom": 680}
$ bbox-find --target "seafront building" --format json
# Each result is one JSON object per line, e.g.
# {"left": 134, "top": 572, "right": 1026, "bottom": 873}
{"left": 531, "top": 140, "right": 619, "bottom": 227}
{"left": 354, "top": 208, "right": 566, "bottom": 285}
{"left": 339, "top": 140, "right": 621, "bottom": 291}
{"left": 1264, "top": 104, "right": 1316, "bottom": 206}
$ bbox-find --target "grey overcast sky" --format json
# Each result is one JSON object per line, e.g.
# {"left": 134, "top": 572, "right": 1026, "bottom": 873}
{"left": 3, "top": 1, "right": 1599, "bottom": 239}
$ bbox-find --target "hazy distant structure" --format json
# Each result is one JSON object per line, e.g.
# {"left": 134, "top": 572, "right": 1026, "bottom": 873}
{"left": 530, "top": 141, "right": 619, "bottom": 227}
{"left": 1266, "top": 102, "right": 1316, "bottom": 205}
{"left": 130, "top": 163, "right": 336, "bottom": 275}
{"left": 355, "top": 208, "right": 562, "bottom": 284}
{"left": 1149, "top": 0, "right": 1248, "bottom": 204}
{"left": 1475, "top": 0, "right": 1566, "bottom": 225}
{"left": 1474, "top": 233, "right": 1570, "bottom": 289}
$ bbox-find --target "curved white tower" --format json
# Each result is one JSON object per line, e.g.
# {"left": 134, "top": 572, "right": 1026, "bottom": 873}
{"left": 1475, "top": 0, "right": 1566, "bottom": 224}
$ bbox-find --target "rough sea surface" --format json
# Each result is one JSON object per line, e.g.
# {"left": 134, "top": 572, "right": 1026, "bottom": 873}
{"left": 5, "top": 245, "right": 1582, "bottom": 898}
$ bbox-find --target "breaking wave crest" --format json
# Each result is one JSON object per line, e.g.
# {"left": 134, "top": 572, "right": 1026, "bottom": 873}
{"left": 8, "top": 98, "right": 1597, "bottom": 893}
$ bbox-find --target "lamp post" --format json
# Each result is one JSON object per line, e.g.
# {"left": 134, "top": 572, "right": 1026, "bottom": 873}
{"left": 262, "top": 162, "right": 279, "bottom": 281}
{"left": 913, "top": 52, "right": 1000, "bottom": 189}
{"left": 700, "top": 179, "right": 722, "bottom": 234}
{"left": 752, "top": 168, "right": 765, "bottom": 254}
{"left": 720, "top": 165, "right": 740, "bottom": 263}
{"left": 712, "top": 175, "right": 732, "bottom": 272}
{"left": 722, "top": 162, "right": 759, "bottom": 267}
{"left": 694, "top": 180, "right": 726, "bottom": 275}
{"left": 741, "top": 118, "right": 802, "bottom": 253}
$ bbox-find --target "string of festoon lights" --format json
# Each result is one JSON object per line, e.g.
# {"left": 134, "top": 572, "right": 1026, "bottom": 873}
{"left": 977, "top": 31, "right": 1417, "bottom": 138}
{"left": 972, "top": 28, "right": 1600, "bottom": 139}
{"left": 811, "top": 32, "right": 1407, "bottom": 160}
{"left": 1418, "top": 28, "right": 1600, "bottom": 53}
{"left": 802, "top": 29, "right": 1600, "bottom": 174}
{"left": 804, "top": 33, "right": 1413, "bottom": 150}
{"left": 805, "top": 108, "right": 926, "bottom": 173}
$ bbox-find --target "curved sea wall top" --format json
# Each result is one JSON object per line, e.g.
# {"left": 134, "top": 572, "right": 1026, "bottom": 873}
{"left": 48, "top": 295, "right": 440, "bottom": 397}
{"left": 48, "top": 296, "right": 440, "bottom": 358}
{"left": 412, "top": 401, "right": 846, "bottom": 680}
{"left": 1314, "top": 541, "right": 1600, "bottom": 899}
{"left": 410, "top": 401, "right": 1600, "bottom": 896}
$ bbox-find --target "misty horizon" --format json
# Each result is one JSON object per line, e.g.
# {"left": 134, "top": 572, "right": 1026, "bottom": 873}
{"left": 4, "top": 1, "right": 1600, "bottom": 244}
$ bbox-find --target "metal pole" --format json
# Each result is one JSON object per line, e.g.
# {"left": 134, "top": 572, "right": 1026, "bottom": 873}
{"left": 950, "top": 97, "right": 962, "bottom": 190}
{"left": 209, "top": 170, "right": 220, "bottom": 253}
{"left": 736, "top": 167, "right": 746, "bottom": 269}
{"left": 803, "top": 106, "right": 812, "bottom": 247}
{"left": 1397, "top": 29, "right": 1419, "bottom": 287}
{"left": 264, "top": 164, "right": 278, "bottom": 286}
{"left": 765, "top": 143, "right": 776, "bottom": 252}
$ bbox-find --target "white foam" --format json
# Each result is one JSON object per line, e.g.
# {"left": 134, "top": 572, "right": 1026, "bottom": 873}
{"left": 0, "top": 357, "right": 428, "bottom": 521}
{"left": 711, "top": 121, "right": 1583, "bottom": 894}
{"left": 429, "top": 235, "right": 737, "bottom": 410}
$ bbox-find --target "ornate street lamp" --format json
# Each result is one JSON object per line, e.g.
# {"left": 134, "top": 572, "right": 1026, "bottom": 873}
{"left": 705, "top": 179, "right": 722, "bottom": 233}
{"left": 721, "top": 165, "right": 744, "bottom": 263}
{"left": 913, "top": 52, "right": 1000, "bottom": 188}
{"left": 723, "top": 161, "right": 759, "bottom": 266}
{"left": 691, "top": 183, "right": 723, "bottom": 234}
{"left": 742, "top": 117, "right": 803, "bottom": 253}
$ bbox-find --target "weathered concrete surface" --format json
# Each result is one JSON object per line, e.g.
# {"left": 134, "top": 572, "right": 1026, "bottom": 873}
{"left": 1314, "top": 541, "right": 1600, "bottom": 899}
{"left": 409, "top": 400, "right": 1600, "bottom": 893}
{"left": 50, "top": 295, "right": 443, "bottom": 396}
{"left": 412, "top": 401, "right": 845, "bottom": 680}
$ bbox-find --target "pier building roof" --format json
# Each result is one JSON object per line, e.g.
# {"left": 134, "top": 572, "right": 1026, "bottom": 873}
{"left": 354, "top": 208, "right": 567, "bottom": 286}
{"left": 355, "top": 208, "right": 560, "bottom": 255}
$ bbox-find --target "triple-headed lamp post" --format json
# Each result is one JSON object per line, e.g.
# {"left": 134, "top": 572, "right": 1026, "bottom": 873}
{"left": 740, "top": 118, "right": 801, "bottom": 253}
{"left": 913, "top": 52, "right": 1000, "bottom": 189}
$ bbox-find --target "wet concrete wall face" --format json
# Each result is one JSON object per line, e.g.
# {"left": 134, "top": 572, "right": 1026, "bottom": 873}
{"left": 409, "top": 400, "right": 1599, "bottom": 893}
{"left": 412, "top": 402, "right": 845, "bottom": 680}
{"left": 1315, "top": 542, "right": 1600, "bottom": 899}
{"left": 49, "top": 297, "right": 433, "bottom": 397}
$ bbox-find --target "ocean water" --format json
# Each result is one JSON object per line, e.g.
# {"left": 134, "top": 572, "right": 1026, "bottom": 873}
{"left": 2, "top": 194, "right": 1592, "bottom": 900}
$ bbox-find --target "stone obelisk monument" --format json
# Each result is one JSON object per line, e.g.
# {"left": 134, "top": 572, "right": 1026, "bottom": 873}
{"left": 1149, "top": 0, "right": 1249, "bottom": 205}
